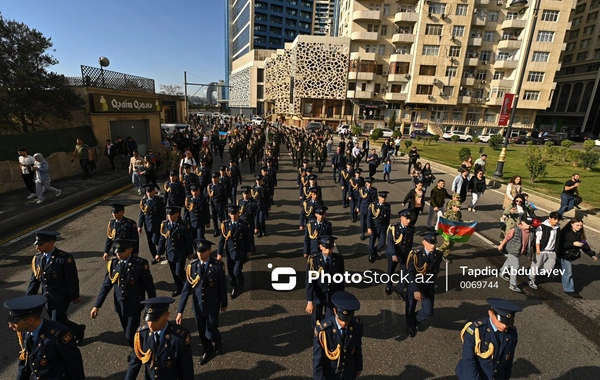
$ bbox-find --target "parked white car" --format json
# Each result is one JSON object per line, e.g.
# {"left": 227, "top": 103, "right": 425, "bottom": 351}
{"left": 443, "top": 131, "right": 474, "bottom": 142}
{"left": 595, "top": 139, "right": 600, "bottom": 146}
{"left": 370, "top": 128, "right": 394, "bottom": 138}
{"left": 252, "top": 117, "right": 264, "bottom": 125}
{"left": 477, "top": 133, "right": 499, "bottom": 143}
{"left": 338, "top": 124, "right": 350, "bottom": 136}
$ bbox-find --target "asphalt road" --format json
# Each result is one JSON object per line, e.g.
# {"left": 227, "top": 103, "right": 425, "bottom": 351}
{"left": 1, "top": 147, "right": 600, "bottom": 380}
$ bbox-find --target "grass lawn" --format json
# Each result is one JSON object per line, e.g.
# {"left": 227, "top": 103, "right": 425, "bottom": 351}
{"left": 384, "top": 140, "right": 600, "bottom": 209}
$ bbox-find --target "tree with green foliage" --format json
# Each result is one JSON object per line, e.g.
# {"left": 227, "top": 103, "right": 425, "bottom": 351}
{"left": 473, "top": 137, "right": 480, "bottom": 144}
{"left": 392, "top": 129, "right": 403, "bottom": 138}
{"left": 370, "top": 128, "right": 383, "bottom": 141}
{"left": 351, "top": 126, "right": 363, "bottom": 136}
{"left": 583, "top": 139, "right": 596, "bottom": 151}
{"left": 404, "top": 140, "right": 413, "bottom": 149}
{"left": 451, "top": 135, "right": 460, "bottom": 143}
{"left": 431, "top": 134, "right": 441, "bottom": 142}
{"left": 0, "top": 13, "right": 85, "bottom": 133}
{"left": 561, "top": 140, "right": 575, "bottom": 149}
{"left": 458, "top": 147, "right": 472, "bottom": 162}
{"left": 387, "top": 110, "right": 397, "bottom": 130}
{"left": 579, "top": 150, "right": 600, "bottom": 171}
{"left": 524, "top": 146, "right": 547, "bottom": 182}
{"left": 488, "top": 134, "right": 504, "bottom": 150}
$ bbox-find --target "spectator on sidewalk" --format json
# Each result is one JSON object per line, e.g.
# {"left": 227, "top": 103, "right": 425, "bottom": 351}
{"left": 559, "top": 218, "right": 598, "bottom": 298}
{"left": 407, "top": 147, "right": 420, "bottom": 175}
{"left": 498, "top": 216, "right": 536, "bottom": 293}
{"left": 428, "top": 180, "right": 452, "bottom": 231}
{"left": 71, "top": 138, "right": 92, "bottom": 179}
{"left": 32, "top": 153, "right": 61, "bottom": 204}
{"left": 114, "top": 136, "right": 129, "bottom": 169}
{"left": 557, "top": 173, "right": 581, "bottom": 218}
{"left": 467, "top": 170, "right": 487, "bottom": 212}
{"left": 326, "top": 136, "right": 333, "bottom": 154}
{"left": 383, "top": 158, "right": 392, "bottom": 183}
{"left": 461, "top": 156, "right": 473, "bottom": 173}
{"left": 367, "top": 149, "right": 380, "bottom": 177}
{"left": 129, "top": 150, "right": 145, "bottom": 195}
{"left": 126, "top": 136, "right": 138, "bottom": 157}
{"left": 473, "top": 153, "right": 487, "bottom": 174}
{"left": 451, "top": 168, "right": 470, "bottom": 204}
{"left": 17, "top": 148, "right": 37, "bottom": 199}
{"left": 421, "top": 163, "right": 434, "bottom": 194}
{"left": 104, "top": 139, "right": 117, "bottom": 172}
{"left": 351, "top": 144, "right": 362, "bottom": 166}
{"left": 503, "top": 175, "right": 522, "bottom": 208}
{"left": 140, "top": 155, "right": 159, "bottom": 191}
{"left": 394, "top": 136, "right": 402, "bottom": 156}
{"left": 528, "top": 212, "right": 561, "bottom": 290}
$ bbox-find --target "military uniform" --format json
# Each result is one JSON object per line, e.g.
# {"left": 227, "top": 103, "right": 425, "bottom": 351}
{"left": 196, "top": 163, "right": 212, "bottom": 192}
{"left": 348, "top": 172, "right": 365, "bottom": 222}
{"left": 247, "top": 140, "right": 257, "bottom": 173}
{"left": 183, "top": 185, "right": 211, "bottom": 240}
{"left": 208, "top": 176, "right": 228, "bottom": 237}
{"left": 384, "top": 210, "right": 415, "bottom": 295}
{"left": 93, "top": 240, "right": 156, "bottom": 346}
{"left": 252, "top": 176, "right": 270, "bottom": 237}
{"left": 181, "top": 168, "right": 199, "bottom": 198}
{"left": 127, "top": 298, "right": 194, "bottom": 380}
{"left": 455, "top": 298, "right": 522, "bottom": 380}
{"left": 217, "top": 206, "right": 254, "bottom": 298}
{"left": 27, "top": 231, "right": 85, "bottom": 343}
{"left": 440, "top": 200, "right": 463, "bottom": 262}
{"left": 104, "top": 204, "right": 139, "bottom": 256}
{"left": 313, "top": 291, "right": 363, "bottom": 380}
{"left": 358, "top": 180, "right": 378, "bottom": 240}
{"left": 5, "top": 295, "right": 85, "bottom": 380}
{"left": 138, "top": 186, "right": 167, "bottom": 260}
{"left": 300, "top": 190, "right": 324, "bottom": 227}
{"left": 178, "top": 240, "right": 227, "bottom": 363}
{"left": 366, "top": 192, "right": 391, "bottom": 263}
{"left": 297, "top": 160, "right": 309, "bottom": 188}
{"left": 169, "top": 148, "right": 182, "bottom": 171}
{"left": 228, "top": 161, "right": 243, "bottom": 201}
{"left": 340, "top": 165, "right": 354, "bottom": 208}
{"left": 163, "top": 174, "right": 187, "bottom": 207}
{"left": 218, "top": 167, "right": 233, "bottom": 201}
{"left": 405, "top": 233, "right": 444, "bottom": 337}
{"left": 238, "top": 189, "right": 258, "bottom": 232}
{"left": 157, "top": 208, "right": 194, "bottom": 296}
{"left": 306, "top": 236, "right": 345, "bottom": 326}
{"left": 304, "top": 208, "right": 333, "bottom": 257}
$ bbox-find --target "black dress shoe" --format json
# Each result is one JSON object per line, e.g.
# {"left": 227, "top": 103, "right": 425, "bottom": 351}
{"left": 407, "top": 326, "right": 417, "bottom": 338}
{"left": 172, "top": 290, "right": 182, "bottom": 297}
{"left": 257, "top": 232, "right": 263, "bottom": 238}
{"left": 213, "top": 232, "right": 220, "bottom": 237}
{"left": 231, "top": 288, "right": 239, "bottom": 299}
{"left": 385, "top": 287, "right": 392, "bottom": 295}
{"left": 360, "top": 235, "right": 366, "bottom": 241}
{"left": 200, "top": 351, "right": 214, "bottom": 365}
{"left": 151, "top": 259, "right": 160, "bottom": 265}
{"left": 395, "top": 289, "right": 407, "bottom": 302}
{"left": 76, "top": 324, "right": 86, "bottom": 346}
{"left": 368, "top": 255, "right": 376, "bottom": 264}
{"left": 416, "top": 322, "right": 427, "bottom": 332}
{"left": 215, "top": 344, "right": 223, "bottom": 355}
{"left": 565, "top": 292, "right": 583, "bottom": 299}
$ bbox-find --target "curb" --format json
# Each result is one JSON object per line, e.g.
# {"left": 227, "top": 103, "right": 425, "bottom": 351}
{"left": 0, "top": 176, "right": 133, "bottom": 234}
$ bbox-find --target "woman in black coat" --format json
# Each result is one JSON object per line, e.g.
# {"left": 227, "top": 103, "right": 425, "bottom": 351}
{"left": 467, "top": 169, "right": 487, "bottom": 212}
{"left": 559, "top": 218, "right": 598, "bottom": 298}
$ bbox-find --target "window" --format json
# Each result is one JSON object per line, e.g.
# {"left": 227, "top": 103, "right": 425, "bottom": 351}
{"left": 419, "top": 65, "right": 437, "bottom": 76}
{"left": 541, "top": 10, "right": 559, "bottom": 22}
{"left": 375, "top": 84, "right": 381, "bottom": 93}
{"left": 426, "top": 24, "right": 443, "bottom": 35}
{"left": 378, "top": 45, "right": 385, "bottom": 55}
{"left": 537, "top": 31, "right": 554, "bottom": 42}
{"left": 565, "top": 67, "right": 576, "bottom": 75}
{"left": 416, "top": 85, "right": 434, "bottom": 95}
{"left": 391, "top": 62, "right": 410, "bottom": 74}
{"left": 452, "top": 108, "right": 463, "bottom": 120}
{"left": 593, "top": 0, "right": 600, "bottom": 9}
{"left": 488, "top": 11, "right": 499, "bottom": 22}
{"left": 581, "top": 39, "right": 591, "bottom": 48}
{"left": 563, "top": 55, "right": 572, "bottom": 64}
{"left": 588, "top": 63, "right": 600, "bottom": 72}
{"left": 575, "top": 4, "right": 586, "bottom": 14}
{"left": 483, "top": 109, "right": 497, "bottom": 123}
{"left": 569, "top": 30, "right": 579, "bottom": 39}
{"left": 572, "top": 17, "right": 582, "bottom": 27}
{"left": 527, "top": 72, "right": 545, "bottom": 82}
{"left": 442, "top": 86, "right": 454, "bottom": 96}
{"left": 422, "top": 45, "right": 440, "bottom": 56}
{"left": 532, "top": 51, "right": 550, "bottom": 62}
{"left": 476, "top": 70, "right": 487, "bottom": 80}
{"left": 429, "top": 3, "right": 447, "bottom": 14}
{"left": 480, "top": 50, "right": 492, "bottom": 61}
{"left": 445, "top": 66, "right": 457, "bottom": 77}
{"left": 490, "top": 87, "right": 507, "bottom": 98}
{"left": 506, "top": 12, "right": 518, "bottom": 20}
{"left": 270, "top": 4, "right": 283, "bottom": 13}
{"left": 484, "top": 31, "right": 495, "bottom": 42}
{"left": 398, "top": 5, "right": 414, "bottom": 13}
{"left": 596, "top": 49, "right": 600, "bottom": 59}
{"left": 566, "top": 42, "right": 576, "bottom": 52}
{"left": 493, "top": 71, "right": 505, "bottom": 80}
{"left": 497, "top": 52, "right": 511, "bottom": 61}
{"left": 577, "top": 51, "right": 588, "bottom": 61}
{"left": 383, "top": 4, "right": 390, "bottom": 16}
{"left": 453, "top": 26, "right": 465, "bottom": 37}
{"left": 369, "top": 3, "right": 381, "bottom": 11}
{"left": 255, "top": 25, "right": 267, "bottom": 32}
{"left": 286, "top": 8, "right": 297, "bottom": 16}
{"left": 449, "top": 46, "right": 461, "bottom": 57}
{"left": 365, "top": 44, "right": 373, "bottom": 53}
{"left": 367, "top": 24, "right": 379, "bottom": 33}
{"left": 583, "top": 25, "right": 595, "bottom": 36}
{"left": 523, "top": 91, "right": 540, "bottom": 101}
{"left": 270, "top": 26, "right": 282, "bottom": 35}
{"left": 466, "top": 107, "right": 481, "bottom": 122}
{"left": 587, "top": 11, "right": 598, "bottom": 22}
{"left": 397, "top": 26, "right": 412, "bottom": 34}
{"left": 456, "top": 4, "right": 468, "bottom": 16}
{"left": 285, "top": 19, "right": 296, "bottom": 26}
{"left": 381, "top": 25, "right": 387, "bottom": 36}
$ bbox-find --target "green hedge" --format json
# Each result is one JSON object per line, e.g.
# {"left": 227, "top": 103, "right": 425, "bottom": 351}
{"left": 0, "top": 126, "right": 98, "bottom": 161}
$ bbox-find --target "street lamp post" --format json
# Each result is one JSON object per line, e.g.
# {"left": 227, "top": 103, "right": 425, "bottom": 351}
{"left": 493, "top": 0, "right": 541, "bottom": 178}
{"left": 351, "top": 57, "right": 361, "bottom": 127}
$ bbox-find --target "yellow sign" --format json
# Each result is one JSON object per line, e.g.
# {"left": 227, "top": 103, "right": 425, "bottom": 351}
{"left": 92, "top": 94, "right": 161, "bottom": 113}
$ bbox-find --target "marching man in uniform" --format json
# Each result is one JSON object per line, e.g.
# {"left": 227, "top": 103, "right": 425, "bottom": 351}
{"left": 385, "top": 209, "right": 415, "bottom": 296}
{"left": 303, "top": 206, "right": 333, "bottom": 259}
{"left": 183, "top": 183, "right": 211, "bottom": 240}
{"left": 138, "top": 184, "right": 166, "bottom": 264}
{"left": 358, "top": 177, "right": 378, "bottom": 240}
{"left": 455, "top": 298, "right": 522, "bottom": 380}
{"left": 103, "top": 203, "right": 139, "bottom": 261}
{"left": 313, "top": 291, "right": 363, "bottom": 380}
{"left": 366, "top": 191, "right": 391, "bottom": 263}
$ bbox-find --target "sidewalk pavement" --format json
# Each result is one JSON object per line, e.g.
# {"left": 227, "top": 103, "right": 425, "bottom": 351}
{"left": 0, "top": 168, "right": 133, "bottom": 234}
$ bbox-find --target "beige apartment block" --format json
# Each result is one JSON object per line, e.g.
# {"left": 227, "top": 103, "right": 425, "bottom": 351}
{"left": 337, "top": 0, "right": 574, "bottom": 136}
{"left": 230, "top": 49, "right": 275, "bottom": 118}
{"left": 263, "top": 35, "right": 352, "bottom": 127}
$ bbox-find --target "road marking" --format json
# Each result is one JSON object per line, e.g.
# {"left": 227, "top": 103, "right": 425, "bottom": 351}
{"left": 0, "top": 185, "right": 132, "bottom": 247}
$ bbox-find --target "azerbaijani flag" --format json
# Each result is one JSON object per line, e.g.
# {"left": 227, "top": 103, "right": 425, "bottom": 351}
{"left": 219, "top": 131, "right": 228, "bottom": 141}
{"left": 437, "top": 217, "right": 478, "bottom": 242}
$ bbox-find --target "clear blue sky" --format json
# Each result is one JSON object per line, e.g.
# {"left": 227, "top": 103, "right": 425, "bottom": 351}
{"left": 2, "top": 0, "right": 225, "bottom": 94}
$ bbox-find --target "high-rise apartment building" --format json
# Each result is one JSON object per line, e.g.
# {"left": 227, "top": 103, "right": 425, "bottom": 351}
{"left": 337, "top": 0, "right": 573, "bottom": 135}
{"left": 226, "top": 0, "right": 316, "bottom": 102}
{"left": 537, "top": 0, "right": 600, "bottom": 136}
{"left": 314, "top": 0, "right": 341, "bottom": 36}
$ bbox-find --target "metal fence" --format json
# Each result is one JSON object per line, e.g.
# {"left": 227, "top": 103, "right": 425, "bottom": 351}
{"left": 71, "top": 65, "right": 155, "bottom": 94}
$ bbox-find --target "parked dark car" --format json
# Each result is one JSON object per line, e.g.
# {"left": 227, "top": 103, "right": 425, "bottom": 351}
{"left": 410, "top": 130, "right": 434, "bottom": 139}
{"left": 569, "top": 132, "right": 597, "bottom": 142}
{"left": 509, "top": 135, "right": 542, "bottom": 145}
{"left": 542, "top": 133, "right": 569, "bottom": 145}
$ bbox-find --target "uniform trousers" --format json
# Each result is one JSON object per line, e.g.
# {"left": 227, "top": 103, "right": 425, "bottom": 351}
{"left": 168, "top": 259, "right": 186, "bottom": 292}
{"left": 227, "top": 257, "right": 245, "bottom": 289}
{"left": 406, "top": 288, "right": 435, "bottom": 330}
{"left": 144, "top": 230, "right": 159, "bottom": 257}
{"left": 194, "top": 312, "right": 222, "bottom": 354}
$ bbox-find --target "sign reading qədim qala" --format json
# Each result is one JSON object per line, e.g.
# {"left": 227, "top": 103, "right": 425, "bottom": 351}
{"left": 91, "top": 94, "right": 162, "bottom": 113}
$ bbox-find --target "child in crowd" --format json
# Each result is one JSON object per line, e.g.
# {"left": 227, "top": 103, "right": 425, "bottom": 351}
{"left": 383, "top": 158, "right": 392, "bottom": 183}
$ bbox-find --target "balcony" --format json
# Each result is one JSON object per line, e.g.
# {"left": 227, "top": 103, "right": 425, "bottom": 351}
{"left": 493, "top": 59, "right": 518, "bottom": 70}
{"left": 394, "top": 11, "right": 418, "bottom": 24}
{"left": 388, "top": 73, "right": 410, "bottom": 82}
{"left": 348, "top": 71, "right": 376, "bottom": 81}
{"left": 490, "top": 79, "right": 514, "bottom": 88}
{"left": 486, "top": 97, "right": 504, "bottom": 106}
{"left": 458, "top": 96, "right": 472, "bottom": 104}
{"left": 476, "top": 0, "right": 490, "bottom": 4}
{"left": 350, "top": 52, "right": 376, "bottom": 61}
{"left": 351, "top": 31, "right": 379, "bottom": 41}
{"left": 390, "top": 53, "right": 412, "bottom": 63}
{"left": 353, "top": 10, "right": 382, "bottom": 22}
{"left": 347, "top": 90, "right": 374, "bottom": 99}
{"left": 385, "top": 92, "right": 407, "bottom": 102}
{"left": 468, "top": 37, "right": 482, "bottom": 46}
{"left": 465, "top": 57, "right": 479, "bottom": 66}
{"left": 497, "top": 39, "right": 521, "bottom": 50}
{"left": 392, "top": 33, "right": 416, "bottom": 44}
{"left": 462, "top": 77, "right": 476, "bottom": 86}
{"left": 472, "top": 16, "right": 486, "bottom": 26}
{"left": 501, "top": 19, "right": 526, "bottom": 30}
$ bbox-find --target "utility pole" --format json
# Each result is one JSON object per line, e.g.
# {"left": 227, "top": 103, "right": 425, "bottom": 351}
{"left": 184, "top": 71, "right": 188, "bottom": 122}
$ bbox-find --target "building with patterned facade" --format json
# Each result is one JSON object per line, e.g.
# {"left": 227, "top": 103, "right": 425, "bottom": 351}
{"left": 536, "top": 0, "right": 600, "bottom": 136}
{"left": 262, "top": 35, "right": 352, "bottom": 127}
{"left": 337, "top": 0, "right": 574, "bottom": 136}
